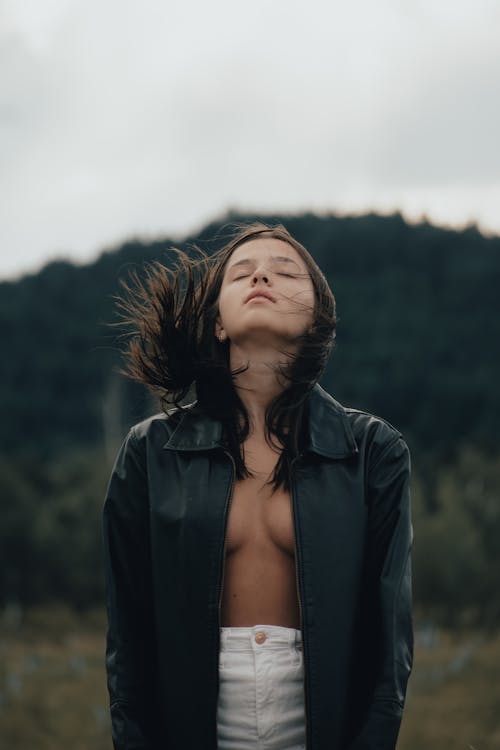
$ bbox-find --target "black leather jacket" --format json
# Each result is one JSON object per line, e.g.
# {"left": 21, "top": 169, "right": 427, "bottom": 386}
{"left": 102, "top": 383, "right": 413, "bottom": 749}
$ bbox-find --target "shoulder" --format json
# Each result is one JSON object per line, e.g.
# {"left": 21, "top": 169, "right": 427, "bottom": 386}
{"left": 345, "top": 406, "right": 410, "bottom": 479}
{"left": 320, "top": 405, "right": 411, "bottom": 504}
{"left": 347, "top": 405, "right": 409, "bottom": 467}
{"left": 318, "top": 385, "right": 409, "bottom": 468}
{"left": 343, "top": 404, "right": 403, "bottom": 445}
{"left": 127, "top": 400, "right": 197, "bottom": 447}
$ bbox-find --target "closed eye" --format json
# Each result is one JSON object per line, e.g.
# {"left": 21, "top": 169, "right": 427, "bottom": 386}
{"left": 234, "top": 272, "right": 295, "bottom": 280}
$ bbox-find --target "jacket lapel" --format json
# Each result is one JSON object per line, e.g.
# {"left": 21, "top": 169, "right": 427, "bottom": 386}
{"left": 162, "top": 382, "right": 358, "bottom": 459}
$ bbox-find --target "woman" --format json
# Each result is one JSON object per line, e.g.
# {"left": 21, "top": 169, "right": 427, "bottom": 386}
{"left": 102, "top": 222, "right": 413, "bottom": 750}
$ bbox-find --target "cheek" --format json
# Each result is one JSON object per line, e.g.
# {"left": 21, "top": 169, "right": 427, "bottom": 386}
{"left": 217, "top": 287, "right": 235, "bottom": 319}
{"left": 293, "top": 287, "right": 315, "bottom": 311}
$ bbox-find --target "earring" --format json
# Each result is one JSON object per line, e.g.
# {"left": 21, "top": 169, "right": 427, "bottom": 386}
{"left": 217, "top": 331, "right": 226, "bottom": 343}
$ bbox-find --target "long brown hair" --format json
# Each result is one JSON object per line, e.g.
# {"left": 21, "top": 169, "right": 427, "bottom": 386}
{"left": 112, "top": 221, "right": 337, "bottom": 493}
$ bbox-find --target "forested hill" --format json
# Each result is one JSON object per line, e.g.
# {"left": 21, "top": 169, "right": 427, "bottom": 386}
{"left": 2, "top": 210, "right": 499, "bottom": 464}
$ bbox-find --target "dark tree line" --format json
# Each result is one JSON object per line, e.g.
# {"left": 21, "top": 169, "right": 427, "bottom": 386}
{"left": 2, "top": 210, "right": 498, "bottom": 462}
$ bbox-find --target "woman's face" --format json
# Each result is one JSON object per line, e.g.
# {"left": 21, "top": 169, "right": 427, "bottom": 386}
{"left": 216, "top": 237, "right": 315, "bottom": 347}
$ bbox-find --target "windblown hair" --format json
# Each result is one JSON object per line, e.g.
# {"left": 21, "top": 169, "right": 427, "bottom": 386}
{"left": 112, "top": 222, "right": 337, "bottom": 493}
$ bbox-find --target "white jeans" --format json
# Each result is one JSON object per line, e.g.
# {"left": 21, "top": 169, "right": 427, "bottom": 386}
{"left": 217, "top": 624, "right": 306, "bottom": 750}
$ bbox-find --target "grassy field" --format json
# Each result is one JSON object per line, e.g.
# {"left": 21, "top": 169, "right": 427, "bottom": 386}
{"left": 1, "top": 605, "right": 499, "bottom": 749}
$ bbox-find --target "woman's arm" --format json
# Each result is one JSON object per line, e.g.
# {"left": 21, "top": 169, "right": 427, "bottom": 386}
{"left": 348, "top": 434, "right": 414, "bottom": 750}
{"left": 101, "top": 427, "right": 160, "bottom": 750}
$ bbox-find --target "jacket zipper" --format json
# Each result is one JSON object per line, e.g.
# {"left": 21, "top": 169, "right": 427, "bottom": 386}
{"left": 216, "top": 450, "right": 236, "bottom": 689}
{"left": 291, "top": 452, "right": 310, "bottom": 750}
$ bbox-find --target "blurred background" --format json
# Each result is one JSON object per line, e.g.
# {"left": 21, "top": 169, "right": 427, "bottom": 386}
{"left": 1, "top": 1, "right": 500, "bottom": 748}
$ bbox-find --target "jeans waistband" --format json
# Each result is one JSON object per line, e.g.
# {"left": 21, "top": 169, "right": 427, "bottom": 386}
{"left": 220, "top": 624, "right": 302, "bottom": 650}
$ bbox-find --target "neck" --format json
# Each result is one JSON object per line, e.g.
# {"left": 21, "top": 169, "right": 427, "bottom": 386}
{"left": 229, "top": 341, "right": 294, "bottom": 437}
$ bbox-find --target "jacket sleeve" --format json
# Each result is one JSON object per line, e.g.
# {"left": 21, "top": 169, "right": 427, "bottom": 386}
{"left": 348, "top": 434, "right": 414, "bottom": 750}
{"left": 101, "top": 427, "right": 160, "bottom": 750}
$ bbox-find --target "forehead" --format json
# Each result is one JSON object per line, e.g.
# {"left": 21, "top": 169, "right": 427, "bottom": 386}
{"left": 227, "top": 237, "right": 306, "bottom": 268}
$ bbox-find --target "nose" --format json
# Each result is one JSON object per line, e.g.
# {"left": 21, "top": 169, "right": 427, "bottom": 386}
{"left": 251, "top": 265, "right": 270, "bottom": 284}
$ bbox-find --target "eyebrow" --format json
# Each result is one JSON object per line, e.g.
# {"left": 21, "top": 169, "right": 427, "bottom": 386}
{"left": 228, "top": 255, "right": 301, "bottom": 272}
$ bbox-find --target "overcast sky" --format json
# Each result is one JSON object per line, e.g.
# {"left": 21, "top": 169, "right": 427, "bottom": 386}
{"left": 1, "top": 0, "right": 499, "bottom": 280}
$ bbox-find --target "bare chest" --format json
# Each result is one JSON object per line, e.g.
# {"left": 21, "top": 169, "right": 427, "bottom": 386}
{"left": 224, "top": 440, "right": 296, "bottom": 557}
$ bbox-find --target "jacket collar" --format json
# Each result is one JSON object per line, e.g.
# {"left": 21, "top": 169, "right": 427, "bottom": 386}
{"left": 163, "top": 382, "right": 358, "bottom": 459}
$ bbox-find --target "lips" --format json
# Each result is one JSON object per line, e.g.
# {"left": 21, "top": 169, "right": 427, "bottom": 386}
{"left": 245, "top": 290, "right": 276, "bottom": 303}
